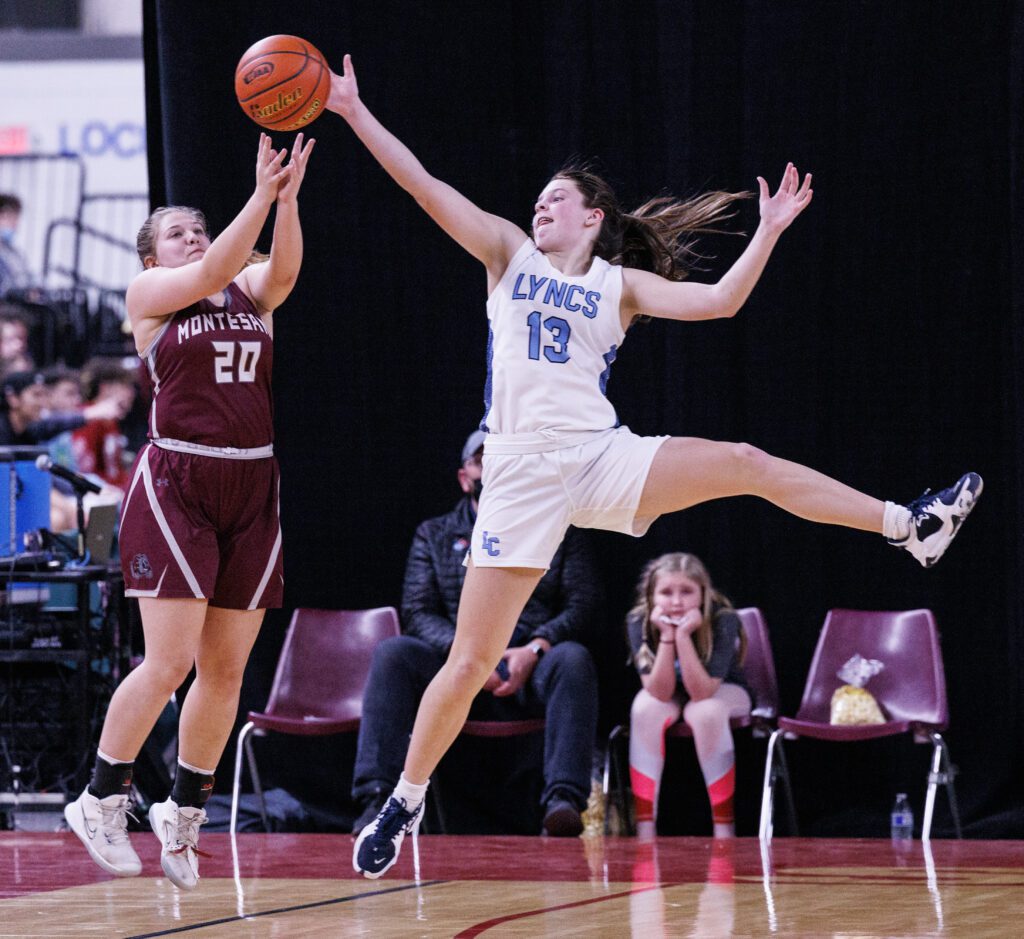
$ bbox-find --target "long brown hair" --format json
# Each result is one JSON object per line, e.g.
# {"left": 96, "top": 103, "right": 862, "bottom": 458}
{"left": 627, "top": 552, "right": 746, "bottom": 668}
{"left": 136, "top": 205, "right": 267, "bottom": 269}
{"left": 552, "top": 162, "right": 751, "bottom": 283}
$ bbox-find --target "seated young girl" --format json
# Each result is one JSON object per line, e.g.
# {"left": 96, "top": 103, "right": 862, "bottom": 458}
{"left": 627, "top": 552, "right": 750, "bottom": 838}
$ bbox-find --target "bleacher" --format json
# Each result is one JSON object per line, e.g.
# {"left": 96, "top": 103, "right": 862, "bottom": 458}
{"left": 0, "top": 152, "right": 145, "bottom": 365}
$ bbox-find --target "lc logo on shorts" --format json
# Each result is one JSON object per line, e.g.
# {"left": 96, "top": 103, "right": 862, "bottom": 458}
{"left": 481, "top": 531, "right": 501, "bottom": 557}
{"left": 130, "top": 554, "right": 153, "bottom": 579}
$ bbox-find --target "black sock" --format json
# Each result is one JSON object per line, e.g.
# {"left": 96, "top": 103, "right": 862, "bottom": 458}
{"left": 88, "top": 754, "right": 134, "bottom": 799}
{"left": 171, "top": 763, "right": 215, "bottom": 809}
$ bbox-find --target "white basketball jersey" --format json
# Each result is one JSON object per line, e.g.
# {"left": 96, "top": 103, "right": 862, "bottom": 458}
{"left": 482, "top": 238, "right": 625, "bottom": 435}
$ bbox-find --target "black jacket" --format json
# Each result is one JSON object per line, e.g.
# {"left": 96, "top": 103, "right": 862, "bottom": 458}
{"left": 400, "top": 495, "right": 601, "bottom": 654}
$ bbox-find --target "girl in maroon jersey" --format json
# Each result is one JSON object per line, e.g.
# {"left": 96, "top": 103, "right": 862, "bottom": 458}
{"left": 65, "top": 132, "right": 315, "bottom": 890}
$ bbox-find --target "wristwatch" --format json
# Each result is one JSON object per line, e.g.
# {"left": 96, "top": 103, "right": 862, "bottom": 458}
{"left": 528, "top": 641, "right": 546, "bottom": 659}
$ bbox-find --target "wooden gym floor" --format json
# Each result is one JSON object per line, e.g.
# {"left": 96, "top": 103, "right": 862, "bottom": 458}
{"left": 1, "top": 832, "right": 1021, "bottom": 937}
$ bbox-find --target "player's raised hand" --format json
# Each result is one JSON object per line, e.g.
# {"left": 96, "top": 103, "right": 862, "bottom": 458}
{"left": 326, "top": 54, "right": 360, "bottom": 118}
{"left": 757, "top": 162, "right": 813, "bottom": 234}
{"left": 255, "top": 132, "right": 290, "bottom": 202}
{"left": 276, "top": 132, "right": 316, "bottom": 204}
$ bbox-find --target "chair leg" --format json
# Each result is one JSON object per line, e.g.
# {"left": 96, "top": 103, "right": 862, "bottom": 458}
{"left": 775, "top": 737, "right": 798, "bottom": 837}
{"left": 230, "top": 721, "right": 254, "bottom": 837}
{"left": 243, "top": 729, "right": 269, "bottom": 833}
{"left": 603, "top": 725, "right": 630, "bottom": 836}
{"left": 601, "top": 733, "right": 613, "bottom": 835}
{"left": 922, "top": 732, "right": 961, "bottom": 841}
{"left": 759, "top": 729, "right": 781, "bottom": 842}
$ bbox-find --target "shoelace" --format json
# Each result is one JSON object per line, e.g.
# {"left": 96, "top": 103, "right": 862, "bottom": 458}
{"left": 167, "top": 809, "right": 212, "bottom": 859}
{"left": 98, "top": 799, "right": 138, "bottom": 844}
{"left": 908, "top": 488, "right": 936, "bottom": 518}
{"left": 373, "top": 799, "right": 417, "bottom": 841}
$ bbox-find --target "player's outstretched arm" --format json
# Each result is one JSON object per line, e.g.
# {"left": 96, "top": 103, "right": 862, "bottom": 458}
{"left": 621, "top": 163, "right": 813, "bottom": 326}
{"left": 127, "top": 133, "right": 289, "bottom": 327}
{"left": 238, "top": 132, "right": 317, "bottom": 315}
{"left": 326, "top": 54, "right": 525, "bottom": 281}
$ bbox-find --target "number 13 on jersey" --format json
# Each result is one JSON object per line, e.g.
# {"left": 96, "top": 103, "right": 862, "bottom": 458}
{"left": 527, "top": 311, "right": 571, "bottom": 364}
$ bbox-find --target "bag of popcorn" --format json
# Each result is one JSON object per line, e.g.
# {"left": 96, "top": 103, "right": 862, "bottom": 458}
{"left": 830, "top": 654, "right": 886, "bottom": 725}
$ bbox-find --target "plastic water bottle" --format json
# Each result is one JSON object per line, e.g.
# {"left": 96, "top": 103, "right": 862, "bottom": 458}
{"left": 891, "top": 793, "right": 913, "bottom": 841}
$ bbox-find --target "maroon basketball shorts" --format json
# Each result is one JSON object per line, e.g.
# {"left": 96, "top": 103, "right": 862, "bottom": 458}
{"left": 120, "top": 444, "right": 283, "bottom": 610}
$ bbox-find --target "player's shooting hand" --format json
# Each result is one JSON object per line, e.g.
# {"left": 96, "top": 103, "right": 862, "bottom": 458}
{"left": 276, "top": 132, "right": 316, "bottom": 205}
{"left": 255, "top": 132, "right": 289, "bottom": 203}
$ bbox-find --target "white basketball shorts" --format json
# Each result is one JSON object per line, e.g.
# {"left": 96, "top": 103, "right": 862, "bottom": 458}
{"left": 470, "top": 426, "right": 669, "bottom": 570}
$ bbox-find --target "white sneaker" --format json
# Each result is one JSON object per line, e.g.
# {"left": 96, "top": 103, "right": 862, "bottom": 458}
{"left": 352, "top": 794, "right": 423, "bottom": 879}
{"left": 64, "top": 788, "right": 141, "bottom": 877}
{"left": 890, "top": 472, "right": 984, "bottom": 567}
{"left": 149, "top": 797, "right": 208, "bottom": 890}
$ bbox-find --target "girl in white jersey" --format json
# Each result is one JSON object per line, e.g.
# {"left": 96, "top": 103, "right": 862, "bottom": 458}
{"left": 324, "top": 56, "right": 982, "bottom": 879}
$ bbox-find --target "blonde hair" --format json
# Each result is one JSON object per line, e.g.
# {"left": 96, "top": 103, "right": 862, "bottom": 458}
{"left": 136, "top": 205, "right": 267, "bottom": 269}
{"left": 627, "top": 552, "right": 746, "bottom": 668}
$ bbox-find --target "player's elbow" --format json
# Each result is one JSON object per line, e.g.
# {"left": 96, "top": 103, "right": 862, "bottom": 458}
{"left": 708, "top": 285, "right": 741, "bottom": 319}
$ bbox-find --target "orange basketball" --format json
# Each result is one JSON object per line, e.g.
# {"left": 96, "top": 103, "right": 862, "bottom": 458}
{"left": 234, "top": 35, "right": 330, "bottom": 131}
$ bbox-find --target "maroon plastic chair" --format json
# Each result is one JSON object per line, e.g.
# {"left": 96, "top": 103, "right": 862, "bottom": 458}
{"left": 230, "top": 606, "right": 400, "bottom": 834}
{"left": 603, "top": 608, "right": 786, "bottom": 834}
{"left": 759, "top": 608, "right": 961, "bottom": 842}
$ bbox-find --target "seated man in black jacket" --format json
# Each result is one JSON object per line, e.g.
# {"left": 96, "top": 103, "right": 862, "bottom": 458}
{"left": 352, "top": 430, "right": 602, "bottom": 837}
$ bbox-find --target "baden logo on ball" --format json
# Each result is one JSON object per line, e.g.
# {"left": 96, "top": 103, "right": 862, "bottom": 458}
{"left": 234, "top": 35, "right": 330, "bottom": 131}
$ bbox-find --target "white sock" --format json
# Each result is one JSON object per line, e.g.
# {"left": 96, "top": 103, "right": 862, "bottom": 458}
{"left": 96, "top": 748, "right": 132, "bottom": 766}
{"left": 883, "top": 501, "right": 912, "bottom": 541}
{"left": 177, "top": 758, "right": 217, "bottom": 776}
{"left": 394, "top": 773, "right": 429, "bottom": 810}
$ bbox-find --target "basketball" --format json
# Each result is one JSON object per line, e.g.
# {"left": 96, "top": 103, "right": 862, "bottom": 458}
{"left": 234, "top": 35, "right": 330, "bottom": 131}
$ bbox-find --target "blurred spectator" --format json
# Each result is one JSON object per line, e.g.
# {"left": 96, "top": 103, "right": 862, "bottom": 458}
{"left": 71, "top": 357, "right": 137, "bottom": 489}
{"left": 42, "top": 364, "right": 83, "bottom": 414}
{"left": 42, "top": 364, "right": 83, "bottom": 477}
{"left": 0, "top": 368, "right": 126, "bottom": 446}
{"left": 0, "top": 194, "right": 33, "bottom": 298}
{"left": 0, "top": 304, "right": 35, "bottom": 373}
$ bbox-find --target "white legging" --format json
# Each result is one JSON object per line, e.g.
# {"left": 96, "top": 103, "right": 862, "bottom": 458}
{"left": 629, "top": 682, "right": 751, "bottom": 825}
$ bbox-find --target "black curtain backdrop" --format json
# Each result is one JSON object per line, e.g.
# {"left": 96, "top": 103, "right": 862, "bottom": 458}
{"left": 146, "top": 0, "right": 1022, "bottom": 836}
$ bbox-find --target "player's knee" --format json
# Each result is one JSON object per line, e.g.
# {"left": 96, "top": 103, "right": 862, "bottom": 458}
{"left": 196, "top": 657, "right": 247, "bottom": 690}
{"left": 141, "top": 655, "right": 194, "bottom": 695}
{"left": 730, "top": 441, "right": 767, "bottom": 465}
{"left": 447, "top": 654, "right": 494, "bottom": 692}
{"left": 728, "top": 441, "right": 769, "bottom": 479}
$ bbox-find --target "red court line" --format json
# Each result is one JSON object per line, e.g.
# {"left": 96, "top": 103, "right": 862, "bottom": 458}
{"left": 454, "top": 882, "right": 679, "bottom": 937}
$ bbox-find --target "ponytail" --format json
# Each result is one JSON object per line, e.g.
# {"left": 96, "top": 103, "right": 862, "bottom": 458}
{"left": 552, "top": 162, "right": 752, "bottom": 283}
{"left": 621, "top": 191, "right": 751, "bottom": 281}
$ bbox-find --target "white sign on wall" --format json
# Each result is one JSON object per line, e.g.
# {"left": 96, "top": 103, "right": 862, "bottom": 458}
{"left": 0, "top": 58, "right": 147, "bottom": 194}
{"left": 0, "top": 57, "right": 148, "bottom": 287}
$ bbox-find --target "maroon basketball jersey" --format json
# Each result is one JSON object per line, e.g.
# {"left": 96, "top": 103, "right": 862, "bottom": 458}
{"left": 143, "top": 282, "right": 274, "bottom": 448}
